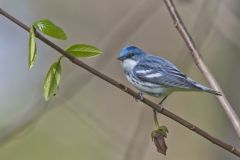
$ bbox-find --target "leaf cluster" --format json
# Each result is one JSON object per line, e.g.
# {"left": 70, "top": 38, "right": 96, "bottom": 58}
{"left": 28, "top": 19, "right": 102, "bottom": 100}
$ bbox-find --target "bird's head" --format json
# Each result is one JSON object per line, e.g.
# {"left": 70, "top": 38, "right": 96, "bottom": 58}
{"left": 118, "top": 45, "right": 146, "bottom": 73}
{"left": 118, "top": 45, "right": 145, "bottom": 62}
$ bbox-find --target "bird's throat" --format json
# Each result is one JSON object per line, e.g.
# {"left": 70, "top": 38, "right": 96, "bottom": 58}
{"left": 122, "top": 59, "right": 138, "bottom": 73}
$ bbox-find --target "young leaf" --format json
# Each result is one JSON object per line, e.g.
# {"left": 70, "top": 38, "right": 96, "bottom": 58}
{"left": 28, "top": 26, "right": 37, "bottom": 69}
{"left": 33, "top": 19, "right": 67, "bottom": 40}
{"left": 151, "top": 129, "right": 168, "bottom": 155}
{"left": 66, "top": 44, "right": 102, "bottom": 57}
{"left": 43, "top": 57, "right": 62, "bottom": 101}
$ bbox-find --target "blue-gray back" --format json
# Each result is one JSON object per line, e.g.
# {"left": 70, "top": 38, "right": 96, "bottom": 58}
{"left": 133, "top": 55, "right": 199, "bottom": 89}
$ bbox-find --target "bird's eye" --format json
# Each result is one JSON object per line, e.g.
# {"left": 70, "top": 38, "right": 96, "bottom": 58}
{"left": 128, "top": 53, "right": 134, "bottom": 58}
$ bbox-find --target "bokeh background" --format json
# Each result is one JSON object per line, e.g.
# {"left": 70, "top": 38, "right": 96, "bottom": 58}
{"left": 1, "top": 0, "right": 240, "bottom": 159}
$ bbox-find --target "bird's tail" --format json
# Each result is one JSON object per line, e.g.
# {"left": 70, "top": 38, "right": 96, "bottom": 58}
{"left": 202, "top": 87, "right": 222, "bottom": 96}
{"left": 190, "top": 80, "right": 222, "bottom": 96}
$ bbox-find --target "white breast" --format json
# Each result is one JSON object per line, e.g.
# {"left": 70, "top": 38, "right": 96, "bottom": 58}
{"left": 121, "top": 59, "right": 138, "bottom": 73}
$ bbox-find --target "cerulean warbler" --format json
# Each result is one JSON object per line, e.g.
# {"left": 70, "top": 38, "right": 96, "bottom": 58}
{"left": 118, "top": 45, "right": 221, "bottom": 99}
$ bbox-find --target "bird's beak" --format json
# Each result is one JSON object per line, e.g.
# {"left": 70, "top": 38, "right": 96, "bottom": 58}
{"left": 117, "top": 56, "right": 125, "bottom": 61}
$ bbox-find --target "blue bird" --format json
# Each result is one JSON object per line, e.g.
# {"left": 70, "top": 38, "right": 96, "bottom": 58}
{"left": 118, "top": 45, "right": 221, "bottom": 103}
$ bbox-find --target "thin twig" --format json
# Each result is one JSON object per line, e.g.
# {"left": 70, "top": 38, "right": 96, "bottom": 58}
{"left": 178, "top": 0, "right": 221, "bottom": 69}
{"left": 153, "top": 110, "right": 160, "bottom": 128}
{"left": 163, "top": 0, "right": 240, "bottom": 138}
{"left": 0, "top": 8, "right": 240, "bottom": 157}
{"left": 153, "top": 96, "right": 168, "bottom": 129}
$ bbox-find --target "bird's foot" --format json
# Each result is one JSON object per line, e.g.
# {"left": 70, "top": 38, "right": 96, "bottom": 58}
{"left": 158, "top": 96, "right": 168, "bottom": 111}
{"left": 135, "top": 92, "right": 144, "bottom": 102}
{"left": 158, "top": 103, "right": 164, "bottom": 111}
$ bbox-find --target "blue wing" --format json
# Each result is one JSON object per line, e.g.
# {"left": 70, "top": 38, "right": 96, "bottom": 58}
{"left": 133, "top": 55, "right": 198, "bottom": 89}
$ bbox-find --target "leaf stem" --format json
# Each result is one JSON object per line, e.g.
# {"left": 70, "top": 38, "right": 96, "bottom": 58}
{"left": 153, "top": 109, "right": 160, "bottom": 129}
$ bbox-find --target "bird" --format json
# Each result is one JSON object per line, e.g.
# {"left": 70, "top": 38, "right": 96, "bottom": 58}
{"left": 117, "top": 45, "right": 221, "bottom": 104}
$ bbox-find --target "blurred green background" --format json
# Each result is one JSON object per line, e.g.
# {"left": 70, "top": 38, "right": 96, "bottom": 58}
{"left": 0, "top": 0, "right": 240, "bottom": 159}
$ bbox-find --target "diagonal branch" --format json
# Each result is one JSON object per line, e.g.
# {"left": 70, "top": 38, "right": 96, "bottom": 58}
{"left": 163, "top": 0, "right": 240, "bottom": 138}
{"left": 0, "top": 8, "right": 240, "bottom": 157}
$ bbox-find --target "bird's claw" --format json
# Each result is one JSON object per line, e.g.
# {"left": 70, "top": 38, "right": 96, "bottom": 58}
{"left": 158, "top": 103, "right": 164, "bottom": 111}
{"left": 135, "top": 92, "right": 144, "bottom": 102}
{"left": 158, "top": 96, "right": 168, "bottom": 111}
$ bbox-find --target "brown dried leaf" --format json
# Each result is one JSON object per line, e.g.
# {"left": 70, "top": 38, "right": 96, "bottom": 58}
{"left": 151, "top": 127, "right": 168, "bottom": 155}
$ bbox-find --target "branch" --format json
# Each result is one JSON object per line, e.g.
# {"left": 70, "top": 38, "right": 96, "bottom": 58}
{"left": 0, "top": 8, "right": 240, "bottom": 157}
{"left": 163, "top": 0, "right": 240, "bottom": 138}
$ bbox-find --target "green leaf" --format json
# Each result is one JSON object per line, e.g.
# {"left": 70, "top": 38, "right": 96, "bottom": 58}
{"left": 159, "top": 125, "right": 169, "bottom": 138}
{"left": 66, "top": 44, "right": 102, "bottom": 57}
{"left": 43, "top": 57, "right": 62, "bottom": 101}
{"left": 33, "top": 19, "right": 67, "bottom": 40}
{"left": 28, "top": 26, "right": 37, "bottom": 69}
{"left": 159, "top": 126, "right": 169, "bottom": 133}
